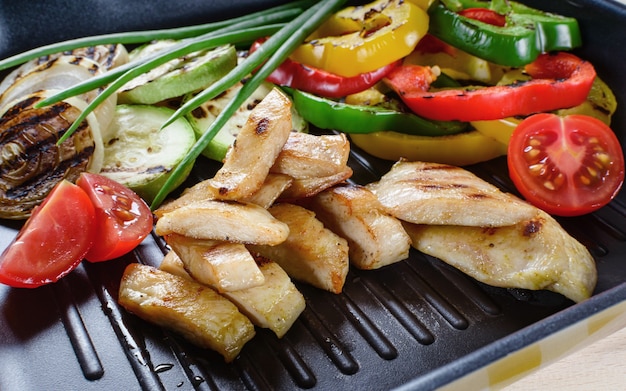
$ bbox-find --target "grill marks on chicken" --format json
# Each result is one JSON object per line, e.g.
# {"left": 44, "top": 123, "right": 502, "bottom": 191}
{"left": 368, "top": 161, "right": 538, "bottom": 227}
{"left": 118, "top": 263, "right": 255, "bottom": 363}
{"left": 248, "top": 203, "right": 350, "bottom": 294}
{"left": 271, "top": 132, "right": 350, "bottom": 179}
{"left": 374, "top": 161, "right": 597, "bottom": 303}
{"left": 402, "top": 210, "right": 597, "bottom": 303}
{"left": 207, "top": 88, "right": 293, "bottom": 200}
{"left": 308, "top": 183, "right": 411, "bottom": 270}
{"left": 128, "top": 88, "right": 597, "bottom": 362}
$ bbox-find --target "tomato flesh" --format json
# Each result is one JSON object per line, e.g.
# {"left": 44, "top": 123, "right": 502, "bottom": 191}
{"left": 77, "top": 173, "right": 153, "bottom": 262}
{"left": 508, "top": 113, "right": 625, "bottom": 216}
{"left": 0, "top": 181, "right": 96, "bottom": 288}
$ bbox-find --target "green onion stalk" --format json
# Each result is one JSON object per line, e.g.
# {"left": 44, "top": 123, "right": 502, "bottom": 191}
{"left": 36, "top": 5, "right": 303, "bottom": 108}
{"left": 51, "top": 23, "right": 287, "bottom": 144}
{"left": 0, "top": 0, "right": 313, "bottom": 71}
{"left": 38, "top": 5, "right": 306, "bottom": 141}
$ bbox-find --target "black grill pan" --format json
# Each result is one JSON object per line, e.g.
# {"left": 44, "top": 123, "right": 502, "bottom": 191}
{"left": 1, "top": 1, "right": 626, "bottom": 390}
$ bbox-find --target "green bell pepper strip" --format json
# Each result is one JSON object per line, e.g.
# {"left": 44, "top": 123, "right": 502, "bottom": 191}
{"left": 429, "top": 0, "right": 582, "bottom": 67}
{"left": 507, "top": 2, "right": 582, "bottom": 52}
{"left": 283, "top": 87, "right": 468, "bottom": 136}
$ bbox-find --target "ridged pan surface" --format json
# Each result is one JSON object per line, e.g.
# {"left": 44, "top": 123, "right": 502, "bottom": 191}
{"left": 1, "top": 0, "right": 626, "bottom": 390}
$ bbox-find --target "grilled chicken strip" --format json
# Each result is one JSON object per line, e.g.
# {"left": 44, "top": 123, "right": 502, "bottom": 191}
{"left": 248, "top": 203, "right": 349, "bottom": 294}
{"left": 223, "top": 255, "right": 305, "bottom": 338}
{"left": 118, "top": 263, "right": 256, "bottom": 362}
{"left": 368, "top": 161, "right": 538, "bottom": 227}
{"left": 308, "top": 184, "right": 411, "bottom": 270}
{"left": 403, "top": 209, "right": 597, "bottom": 303}
{"left": 207, "top": 88, "right": 293, "bottom": 200}
{"left": 279, "top": 166, "right": 353, "bottom": 200}
{"left": 155, "top": 198, "right": 289, "bottom": 245}
{"left": 242, "top": 173, "right": 293, "bottom": 209}
{"left": 153, "top": 179, "right": 217, "bottom": 219}
{"left": 270, "top": 132, "right": 350, "bottom": 179}
{"left": 165, "top": 234, "right": 265, "bottom": 292}
{"left": 155, "top": 172, "right": 293, "bottom": 218}
{"left": 160, "top": 250, "right": 306, "bottom": 338}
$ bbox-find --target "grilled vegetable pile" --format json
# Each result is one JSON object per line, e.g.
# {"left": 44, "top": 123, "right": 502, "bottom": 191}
{"left": 0, "top": 0, "right": 623, "bottom": 218}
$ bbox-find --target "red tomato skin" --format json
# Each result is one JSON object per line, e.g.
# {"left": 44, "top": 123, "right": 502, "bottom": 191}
{"left": 77, "top": 173, "right": 153, "bottom": 262}
{"left": 0, "top": 180, "right": 96, "bottom": 288}
{"left": 508, "top": 113, "right": 625, "bottom": 216}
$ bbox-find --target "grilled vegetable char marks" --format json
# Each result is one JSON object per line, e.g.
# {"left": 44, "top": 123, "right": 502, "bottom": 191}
{"left": 0, "top": 94, "right": 96, "bottom": 219}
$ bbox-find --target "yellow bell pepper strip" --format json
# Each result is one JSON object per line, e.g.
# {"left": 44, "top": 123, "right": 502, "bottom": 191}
{"left": 350, "top": 130, "right": 507, "bottom": 166}
{"left": 429, "top": 0, "right": 582, "bottom": 67}
{"left": 556, "top": 76, "right": 618, "bottom": 126}
{"left": 384, "top": 51, "right": 597, "bottom": 122}
{"left": 406, "top": 0, "right": 435, "bottom": 10}
{"left": 405, "top": 34, "right": 509, "bottom": 85}
{"left": 471, "top": 73, "right": 617, "bottom": 145}
{"left": 284, "top": 87, "right": 468, "bottom": 136}
{"left": 290, "top": 0, "right": 429, "bottom": 77}
{"left": 471, "top": 117, "right": 521, "bottom": 145}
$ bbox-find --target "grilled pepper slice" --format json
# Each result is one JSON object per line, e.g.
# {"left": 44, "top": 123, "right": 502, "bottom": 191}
{"left": 285, "top": 87, "right": 468, "bottom": 137}
{"left": 385, "top": 51, "right": 596, "bottom": 122}
{"left": 350, "top": 130, "right": 508, "bottom": 166}
{"left": 250, "top": 38, "right": 400, "bottom": 98}
{"left": 290, "top": 0, "right": 429, "bottom": 77}
{"left": 429, "top": 0, "right": 582, "bottom": 67}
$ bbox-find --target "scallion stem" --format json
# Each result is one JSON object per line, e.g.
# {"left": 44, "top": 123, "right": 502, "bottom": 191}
{"left": 43, "top": 6, "right": 300, "bottom": 144}
{"left": 150, "top": 0, "right": 348, "bottom": 209}
{"left": 0, "top": 0, "right": 312, "bottom": 71}
{"left": 54, "top": 23, "right": 284, "bottom": 144}
{"left": 37, "top": 6, "right": 300, "bottom": 109}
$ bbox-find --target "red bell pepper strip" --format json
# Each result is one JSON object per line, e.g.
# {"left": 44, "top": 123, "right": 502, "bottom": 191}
{"left": 414, "top": 34, "right": 458, "bottom": 56}
{"left": 384, "top": 51, "right": 596, "bottom": 122}
{"left": 458, "top": 8, "right": 506, "bottom": 26}
{"left": 250, "top": 38, "right": 400, "bottom": 98}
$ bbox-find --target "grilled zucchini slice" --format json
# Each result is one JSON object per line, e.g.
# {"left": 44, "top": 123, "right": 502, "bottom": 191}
{"left": 99, "top": 104, "right": 196, "bottom": 203}
{"left": 118, "top": 42, "right": 237, "bottom": 104}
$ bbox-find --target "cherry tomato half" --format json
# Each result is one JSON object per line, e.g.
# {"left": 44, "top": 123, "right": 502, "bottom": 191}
{"left": 507, "top": 113, "right": 625, "bottom": 216}
{"left": 0, "top": 181, "right": 96, "bottom": 288}
{"left": 77, "top": 173, "right": 153, "bottom": 262}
